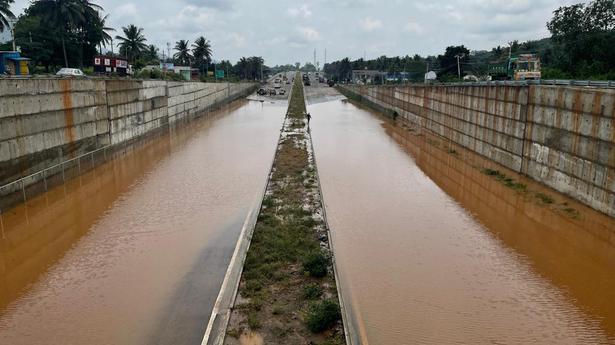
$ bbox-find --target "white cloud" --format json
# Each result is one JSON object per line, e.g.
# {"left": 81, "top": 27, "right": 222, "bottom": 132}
{"left": 360, "top": 17, "right": 382, "bottom": 32}
{"left": 182, "top": 0, "right": 234, "bottom": 11}
{"left": 112, "top": 3, "right": 138, "bottom": 21}
{"left": 404, "top": 22, "right": 424, "bottom": 34}
{"left": 287, "top": 4, "right": 312, "bottom": 18}
{"left": 297, "top": 26, "right": 321, "bottom": 42}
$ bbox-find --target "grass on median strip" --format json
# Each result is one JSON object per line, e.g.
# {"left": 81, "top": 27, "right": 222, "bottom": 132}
{"left": 225, "top": 74, "right": 345, "bottom": 345}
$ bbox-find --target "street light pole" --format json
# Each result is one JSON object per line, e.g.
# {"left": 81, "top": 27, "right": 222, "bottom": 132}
{"left": 455, "top": 54, "right": 465, "bottom": 79}
{"left": 10, "top": 19, "right": 16, "bottom": 51}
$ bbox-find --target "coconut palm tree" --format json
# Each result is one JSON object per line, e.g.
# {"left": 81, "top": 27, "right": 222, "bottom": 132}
{"left": 97, "top": 14, "right": 114, "bottom": 53}
{"left": 143, "top": 44, "right": 159, "bottom": 63}
{"left": 37, "top": 0, "right": 103, "bottom": 67}
{"left": 192, "top": 36, "right": 212, "bottom": 74}
{"left": 173, "top": 39, "right": 192, "bottom": 66}
{"left": 0, "top": 0, "right": 15, "bottom": 34}
{"left": 115, "top": 24, "right": 148, "bottom": 62}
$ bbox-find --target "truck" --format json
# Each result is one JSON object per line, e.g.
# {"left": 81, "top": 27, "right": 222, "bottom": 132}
{"left": 488, "top": 54, "right": 541, "bottom": 81}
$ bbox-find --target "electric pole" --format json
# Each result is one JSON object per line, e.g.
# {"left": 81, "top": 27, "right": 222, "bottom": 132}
{"left": 313, "top": 48, "right": 316, "bottom": 71}
{"left": 10, "top": 19, "right": 16, "bottom": 51}
{"left": 455, "top": 54, "right": 464, "bottom": 79}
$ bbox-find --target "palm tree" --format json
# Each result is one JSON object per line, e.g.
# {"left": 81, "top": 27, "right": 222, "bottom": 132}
{"left": 192, "top": 36, "right": 212, "bottom": 74}
{"left": 37, "top": 0, "right": 102, "bottom": 67}
{"left": 0, "top": 0, "right": 15, "bottom": 34}
{"left": 143, "top": 44, "right": 159, "bottom": 63}
{"left": 173, "top": 39, "right": 192, "bottom": 66}
{"left": 115, "top": 24, "right": 147, "bottom": 62}
{"left": 97, "top": 14, "right": 114, "bottom": 54}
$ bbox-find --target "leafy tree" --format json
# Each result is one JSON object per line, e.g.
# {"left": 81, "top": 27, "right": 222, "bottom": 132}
{"left": 547, "top": 0, "right": 615, "bottom": 78}
{"left": 173, "top": 39, "right": 191, "bottom": 66}
{"left": 436, "top": 45, "right": 470, "bottom": 78}
{"left": 13, "top": 15, "right": 56, "bottom": 70}
{"left": 0, "top": 0, "right": 15, "bottom": 33}
{"left": 142, "top": 44, "right": 159, "bottom": 64}
{"left": 192, "top": 36, "right": 212, "bottom": 73}
{"left": 233, "top": 56, "right": 264, "bottom": 80}
{"left": 96, "top": 14, "right": 114, "bottom": 54}
{"left": 115, "top": 24, "right": 147, "bottom": 62}
{"left": 35, "top": 0, "right": 103, "bottom": 67}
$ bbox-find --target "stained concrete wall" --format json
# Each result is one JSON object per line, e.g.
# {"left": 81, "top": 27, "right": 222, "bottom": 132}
{"left": 0, "top": 79, "right": 108, "bottom": 186}
{"left": 339, "top": 84, "right": 615, "bottom": 217}
{"left": 0, "top": 79, "right": 256, "bottom": 192}
{"left": 524, "top": 86, "right": 615, "bottom": 216}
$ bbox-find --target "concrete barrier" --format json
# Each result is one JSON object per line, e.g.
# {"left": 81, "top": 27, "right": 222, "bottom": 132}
{"left": 339, "top": 84, "right": 615, "bottom": 217}
{"left": 0, "top": 78, "right": 257, "bottom": 203}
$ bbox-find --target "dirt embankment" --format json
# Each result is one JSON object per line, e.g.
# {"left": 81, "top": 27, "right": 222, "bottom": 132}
{"left": 224, "top": 74, "right": 346, "bottom": 345}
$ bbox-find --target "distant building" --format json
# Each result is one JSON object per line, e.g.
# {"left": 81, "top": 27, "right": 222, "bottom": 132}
{"left": 173, "top": 66, "right": 192, "bottom": 81}
{"left": 93, "top": 56, "right": 128, "bottom": 76}
{"left": 352, "top": 70, "right": 386, "bottom": 84}
{"left": 0, "top": 51, "right": 30, "bottom": 75}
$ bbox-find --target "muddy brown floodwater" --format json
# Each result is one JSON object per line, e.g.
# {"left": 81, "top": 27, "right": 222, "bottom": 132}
{"left": 309, "top": 98, "right": 615, "bottom": 345}
{"left": 0, "top": 99, "right": 285, "bottom": 345}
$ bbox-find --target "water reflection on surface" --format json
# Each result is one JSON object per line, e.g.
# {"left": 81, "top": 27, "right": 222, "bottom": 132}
{"left": 310, "top": 99, "right": 615, "bottom": 344}
{"left": 0, "top": 99, "right": 285, "bottom": 345}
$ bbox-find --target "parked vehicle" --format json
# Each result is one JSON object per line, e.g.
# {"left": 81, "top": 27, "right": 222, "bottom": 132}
{"left": 328, "top": 80, "right": 335, "bottom": 87}
{"left": 56, "top": 68, "right": 86, "bottom": 77}
{"left": 488, "top": 54, "right": 541, "bottom": 81}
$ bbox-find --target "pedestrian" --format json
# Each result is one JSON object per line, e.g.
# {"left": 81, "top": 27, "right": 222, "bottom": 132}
{"left": 306, "top": 113, "right": 312, "bottom": 125}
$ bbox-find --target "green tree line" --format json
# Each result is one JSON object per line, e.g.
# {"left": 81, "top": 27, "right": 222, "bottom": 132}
{"left": 0, "top": 0, "right": 268, "bottom": 80}
{"left": 325, "top": 0, "right": 615, "bottom": 82}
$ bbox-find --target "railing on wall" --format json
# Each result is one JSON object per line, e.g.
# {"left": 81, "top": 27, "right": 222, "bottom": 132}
{"left": 351, "top": 79, "right": 615, "bottom": 88}
{"left": 0, "top": 83, "right": 258, "bottom": 212}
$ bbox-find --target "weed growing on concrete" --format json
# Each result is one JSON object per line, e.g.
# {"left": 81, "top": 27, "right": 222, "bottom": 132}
{"left": 306, "top": 299, "right": 342, "bottom": 333}
{"left": 226, "top": 328, "right": 240, "bottom": 339}
{"left": 535, "top": 192, "right": 555, "bottom": 204}
{"left": 303, "top": 251, "right": 329, "bottom": 278}
{"left": 303, "top": 283, "right": 324, "bottom": 300}
{"left": 482, "top": 168, "right": 527, "bottom": 191}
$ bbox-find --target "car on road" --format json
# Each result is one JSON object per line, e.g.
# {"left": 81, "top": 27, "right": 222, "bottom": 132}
{"left": 269, "top": 89, "right": 276, "bottom": 95}
{"left": 257, "top": 88, "right": 267, "bottom": 96}
{"left": 56, "top": 68, "right": 86, "bottom": 77}
{"left": 278, "top": 89, "right": 286, "bottom": 95}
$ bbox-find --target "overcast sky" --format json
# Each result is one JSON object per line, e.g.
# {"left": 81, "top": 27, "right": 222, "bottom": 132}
{"left": 9, "top": 0, "right": 584, "bottom": 66}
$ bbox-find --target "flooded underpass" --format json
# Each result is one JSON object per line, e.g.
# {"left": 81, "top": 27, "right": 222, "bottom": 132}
{"left": 0, "top": 99, "right": 285, "bottom": 345}
{"left": 308, "top": 96, "right": 615, "bottom": 344}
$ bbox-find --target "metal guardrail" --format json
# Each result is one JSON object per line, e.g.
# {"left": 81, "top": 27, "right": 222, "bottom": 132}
{"left": 351, "top": 79, "right": 615, "bottom": 88}
{"left": 0, "top": 143, "right": 116, "bottom": 206}
{"left": 440, "top": 79, "right": 615, "bottom": 88}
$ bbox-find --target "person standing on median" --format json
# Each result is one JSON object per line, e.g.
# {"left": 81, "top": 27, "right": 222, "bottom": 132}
{"left": 306, "top": 113, "right": 312, "bottom": 126}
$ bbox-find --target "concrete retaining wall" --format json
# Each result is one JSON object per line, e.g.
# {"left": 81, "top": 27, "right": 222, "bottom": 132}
{"left": 0, "top": 79, "right": 256, "bottom": 191}
{"left": 339, "top": 84, "right": 615, "bottom": 217}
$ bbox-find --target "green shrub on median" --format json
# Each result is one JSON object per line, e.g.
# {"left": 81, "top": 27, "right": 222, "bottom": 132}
{"left": 305, "top": 299, "right": 341, "bottom": 333}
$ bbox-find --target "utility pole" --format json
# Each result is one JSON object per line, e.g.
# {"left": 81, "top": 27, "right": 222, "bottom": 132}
{"left": 10, "top": 19, "right": 16, "bottom": 51}
{"left": 167, "top": 42, "right": 171, "bottom": 64}
{"left": 455, "top": 54, "right": 464, "bottom": 79}
{"left": 313, "top": 48, "right": 316, "bottom": 71}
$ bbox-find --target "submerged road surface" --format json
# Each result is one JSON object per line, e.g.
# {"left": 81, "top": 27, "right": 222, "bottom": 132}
{"left": 309, "top": 97, "right": 615, "bottom": 344}
{"left": 0, "top": 100, "right": 285, "bottom": 345}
